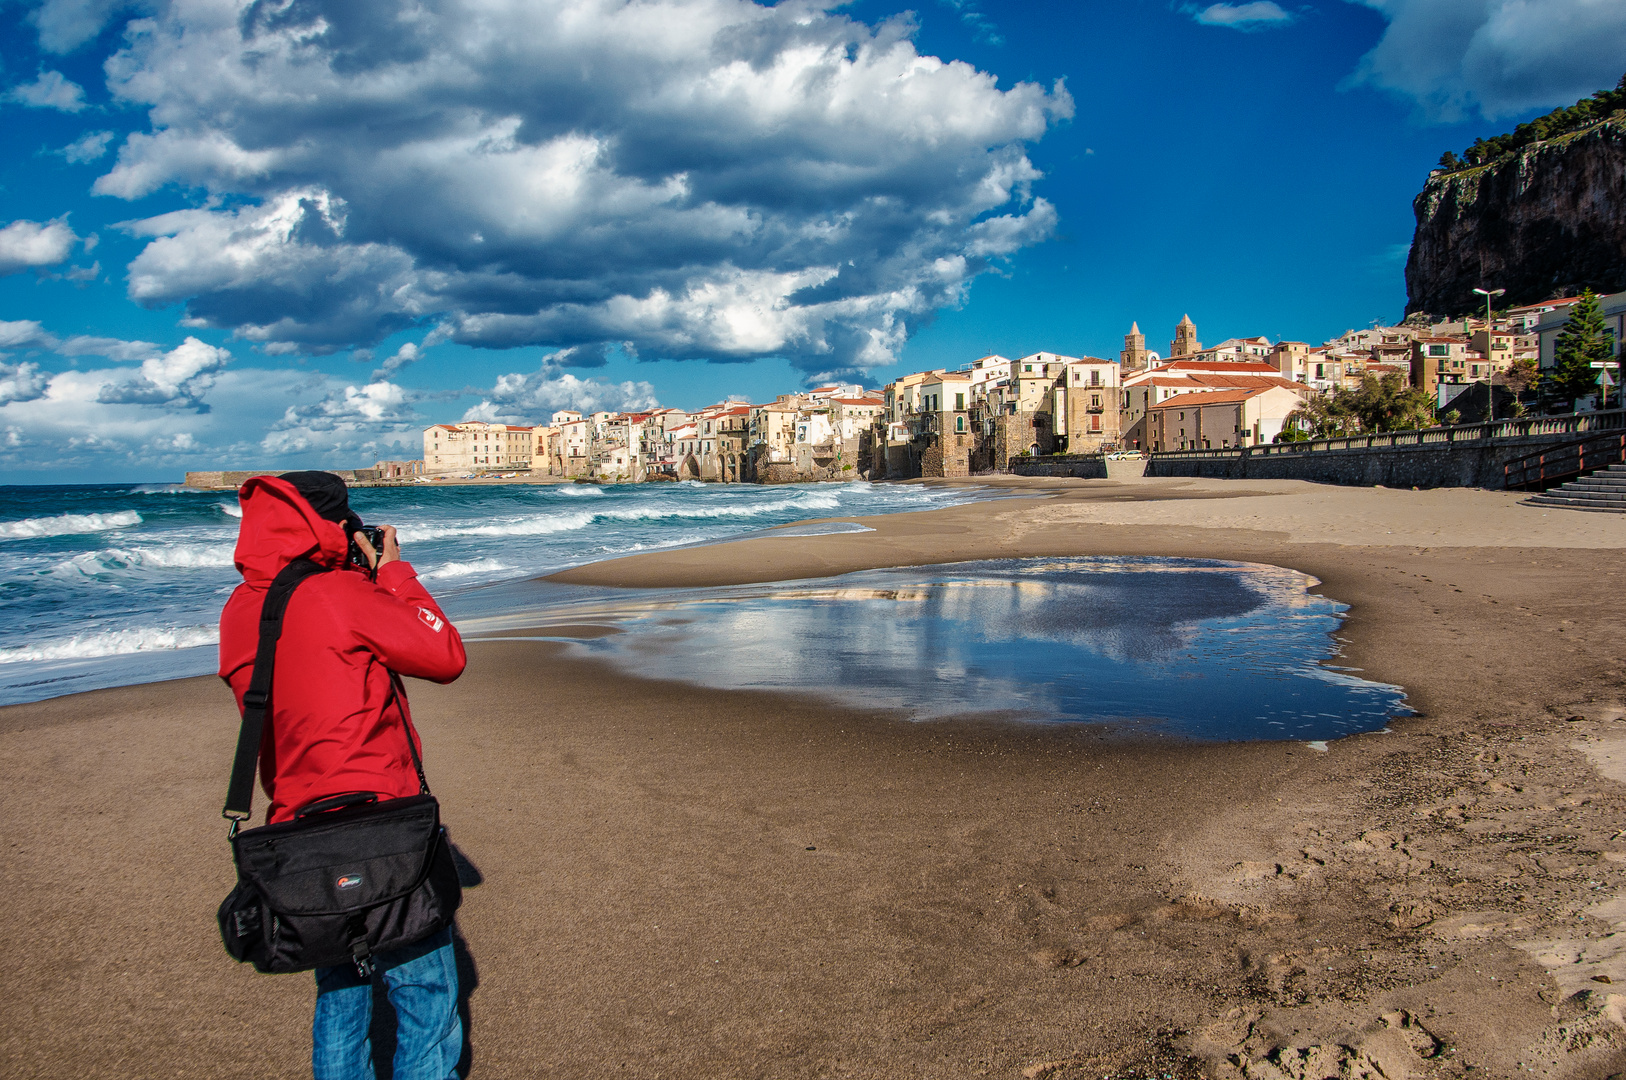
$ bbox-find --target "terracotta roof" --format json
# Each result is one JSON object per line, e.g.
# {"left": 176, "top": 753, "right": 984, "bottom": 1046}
{"left": 832, "top": 397, "right": 880, "bottom": 405}
{"left": 1159, "top": 360, "right": 1279, "bottom": 373}
{"left": 1149, "top": 387, "right": 1272, "bottom": 409}
{"left": 1139, "top": 373, "right": 1306, "bottom": 392}
{"left": 1508, "top": 296, "right": 1582, "bottom": 312}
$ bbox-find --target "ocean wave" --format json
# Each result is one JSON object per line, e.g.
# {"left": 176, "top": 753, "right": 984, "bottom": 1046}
{"left": 0, "top": 624, "right": 219, "bottom": 664}
{"left": 599, "top": 532, "right": 710, "bottom": 554}
{"left": 398, "top": 511, "right": 595, "bottom": 542}
{"left": 126, "top": 484, "right": 202, "bottom": 495}
{"left": 0, "top": 510, "right": 143, "bottom": 540}
{"left": 396, "top": 492, "right": 844, "bottom": 542}
{"left": 420, "top": 559, "right": 514, "bottom": 580}
{"left": 556, "top": 485, "right": 604, "bottom": 497}
{"left": 52, "top": 543, "right": 236, "bottom": 575}
{"left": 218, "top": 502, "right": 243, "bottom": 518}
{"left": 596, "top": 492, "right": 842, "bottom": 521}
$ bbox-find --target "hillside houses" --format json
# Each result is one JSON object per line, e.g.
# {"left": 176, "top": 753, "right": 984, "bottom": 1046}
{"left": 423, "top": 305, "right": 1593, "bottom": 484}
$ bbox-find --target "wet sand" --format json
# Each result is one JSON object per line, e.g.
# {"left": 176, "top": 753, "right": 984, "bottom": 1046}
{"left": 4, "top": 477, "right": 1626, "bottom": 1078}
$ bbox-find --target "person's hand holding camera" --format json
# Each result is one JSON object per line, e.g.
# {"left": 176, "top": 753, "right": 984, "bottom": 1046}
{"left": 351, "top": 525, "right": 400, "bottom": 571}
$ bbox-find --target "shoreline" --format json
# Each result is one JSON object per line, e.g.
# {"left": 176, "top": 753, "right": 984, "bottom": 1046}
{"left": 4, "top": 477, "right": 1626, "bottom": 1077}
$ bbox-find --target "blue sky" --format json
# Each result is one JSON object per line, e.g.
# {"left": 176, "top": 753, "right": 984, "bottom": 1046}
{"left": 2, "top": 0, "right": 1623, "bottom": 482}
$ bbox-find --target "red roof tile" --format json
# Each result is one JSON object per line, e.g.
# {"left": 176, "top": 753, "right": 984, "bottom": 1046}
{"left": 1148, "top": 387, "right": 1272, "bottom": 409}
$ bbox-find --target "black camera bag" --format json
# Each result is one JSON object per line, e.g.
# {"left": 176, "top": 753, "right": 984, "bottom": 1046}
{"left": 217, "top": 558, "right": 461, "bottom": 977}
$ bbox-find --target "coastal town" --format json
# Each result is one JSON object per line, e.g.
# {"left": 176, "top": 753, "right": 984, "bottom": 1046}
{"left": 395, "top": 289, "right": 1623, "bottom": 485}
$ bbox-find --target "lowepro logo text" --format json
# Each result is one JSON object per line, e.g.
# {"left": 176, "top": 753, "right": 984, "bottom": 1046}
{"left": 336, "top": 874, "right": 363, "bottom": 890}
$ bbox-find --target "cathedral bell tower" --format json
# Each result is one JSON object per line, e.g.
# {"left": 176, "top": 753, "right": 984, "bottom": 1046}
{"left": 1170, "top": 315, "right": 1200, "bottom": 358}
{"left": 1120, "top": 322, "right": 1149, "bottom": 371}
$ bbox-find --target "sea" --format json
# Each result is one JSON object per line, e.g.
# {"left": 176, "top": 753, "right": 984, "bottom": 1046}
{"left": 0, "top": 479, "right": 971, "bottom": 706}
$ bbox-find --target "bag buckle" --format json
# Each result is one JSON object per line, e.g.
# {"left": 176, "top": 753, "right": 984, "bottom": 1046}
{"left": 223, "top": 810, "right": 250, "bottom": 839}
{"left": 351, "top": 940, "right": 376, "bottom": 980}
{"left": 242, "top": 689, "right": 269, "bottom": 710}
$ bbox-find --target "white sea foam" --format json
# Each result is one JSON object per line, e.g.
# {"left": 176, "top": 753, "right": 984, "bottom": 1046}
{"left": 53, "top": 543, "right": 236, "bottom": 575}
{"left": 0, "top": 510, "right": 143, "bottom": 539}
{"left": 398, "top": 511, "right": 596, "bottom": 542}
{"left": 397, "top": 492, "right": 844, "bottom": 543}
{"left": 0, "top": 624, "right": 219, "bottom": 664}
{"left": 126, "top": 484, "right": 200, "bottom": 495}
{"left": 217, "top": 502, "right": 243, "bottom": 518}
{"left": 556, "top": 485, "right": 604, "bottom": 497}
{"left": 421, "top": 559, "right": 514, "bottom": 580}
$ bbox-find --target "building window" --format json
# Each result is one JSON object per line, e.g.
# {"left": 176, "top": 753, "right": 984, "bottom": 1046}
{"left": 955, "top": 392, "right": 965, "bottom": 411}
{"left": 1023, "top": 364, "right": 1032, "bottom": 372}
{"left": 1428, "top": 344, "right": 1449, "bottom": 357}
{"left": 956, "top": 415, "right": 965, "bottom": 432}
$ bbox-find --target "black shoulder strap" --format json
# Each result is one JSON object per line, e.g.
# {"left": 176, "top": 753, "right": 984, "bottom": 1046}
{"left": 223, "top": 558, "right": 328, "bottom": 828}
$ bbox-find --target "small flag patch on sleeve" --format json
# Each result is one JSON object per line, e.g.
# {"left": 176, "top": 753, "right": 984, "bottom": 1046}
{"left": 417, "top": 607, "right": 445, "bottom": 633}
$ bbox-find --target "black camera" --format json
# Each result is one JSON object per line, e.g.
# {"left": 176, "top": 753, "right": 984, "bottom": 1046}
{"left": 347, "top": 525, "right": 387, "bottom": 570}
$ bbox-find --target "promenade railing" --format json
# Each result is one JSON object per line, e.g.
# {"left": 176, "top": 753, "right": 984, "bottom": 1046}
{"left": 1504, "top": 430, "right": 1626, "bottom": 490}
{"left": 1149, "top": 409, "right": 1626, "bottom": 463}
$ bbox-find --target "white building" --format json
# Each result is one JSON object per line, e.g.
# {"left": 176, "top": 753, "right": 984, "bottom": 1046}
{"left": 423, "top": 421, "right": 534, "bottom": 473}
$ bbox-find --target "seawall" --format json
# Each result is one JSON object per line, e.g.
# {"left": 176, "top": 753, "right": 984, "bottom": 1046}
{"left": 1011, "top": 412, "right": 1626, "bottom": 489}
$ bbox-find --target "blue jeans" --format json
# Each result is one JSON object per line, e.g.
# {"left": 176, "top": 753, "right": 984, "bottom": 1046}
{"left": 312, "top": 928, "right": 462, "bottom": 1080}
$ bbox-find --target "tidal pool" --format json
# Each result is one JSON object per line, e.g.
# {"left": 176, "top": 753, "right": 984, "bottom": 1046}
{"left": 477, "top": 557, "right": 1409, "bottom": 742}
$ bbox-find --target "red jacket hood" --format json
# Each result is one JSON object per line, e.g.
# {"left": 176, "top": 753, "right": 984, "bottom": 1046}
{"left": 233, "top": 476, "right": 352, "bottom": 585}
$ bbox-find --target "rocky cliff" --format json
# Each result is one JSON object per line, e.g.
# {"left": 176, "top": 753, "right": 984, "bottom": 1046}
{"left": 1405, "top": 117, "right": 1626, "bottom": 316}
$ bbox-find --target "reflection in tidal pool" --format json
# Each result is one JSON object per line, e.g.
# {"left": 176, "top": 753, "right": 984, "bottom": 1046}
{"left": 517, "top": 557, "right": 1410, "bottom": 742}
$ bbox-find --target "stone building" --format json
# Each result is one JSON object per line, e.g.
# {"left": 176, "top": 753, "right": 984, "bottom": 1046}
{"left": 1170, "top": 315, "right": 1201, "bottom": 358}
{"left": 423, "top": 421, "right": 534, "bottom": 474}
{"left": 1058, "top": 357, "right": 1122, "bottom": 452}
{"left": 1121, "top": 360, "right": 1310, "bottom": 450}
{"left": 1119, "top": 323, "right": 1152, "bottom": 371}
{"left": 1147, "top": 384, "right": 1306, "bottom": 450}
{"left": 1409, "top": 335, "right": 1482, "bottom": 397}
{"left": 971, "top": 353, "right": 1071, "bottom": 470}
{"left": 915, "top": 372, "right": 974, "bottom": 477}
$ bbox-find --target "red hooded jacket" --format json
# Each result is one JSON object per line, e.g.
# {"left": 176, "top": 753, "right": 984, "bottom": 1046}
{"left": 219, "top": 476, "right": 466, "bottom": 824}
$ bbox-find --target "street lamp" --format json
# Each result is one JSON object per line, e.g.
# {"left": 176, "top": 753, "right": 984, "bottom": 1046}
{"left": 1473, "top": 287, "right": 1506, "bottom": 422}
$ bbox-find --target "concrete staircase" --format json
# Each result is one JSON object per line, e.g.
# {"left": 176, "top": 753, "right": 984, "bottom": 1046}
{"left": 1524, "top": 464, "right": 1626, "bottom": 513}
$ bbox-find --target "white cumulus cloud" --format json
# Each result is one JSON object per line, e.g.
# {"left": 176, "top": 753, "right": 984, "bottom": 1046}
{"left": 60, "top": 130, "right": 115, "bottom": 163}
{"left": 30, "top": 0, "right": 129, "bottom": 54}
{"left": 1346, "top": 0, "right": 1626, "bottom": 119}
{"left": 0, "top": 361, "right": 51, "bottom": 405}
{"left": 1190, "top": 2, "right": 1294, "bottom": 28}
{"left": 262, "top": 379, "right": 422, "bottom": 456}
{"left": 92, "top": 0, "right": 1070, "bottom": 381}
{"left": 95, "top": 337, "right": 231, "bottom": 407}
{"left": 371, "top": 341, "right": 421, "bottom": 380}
{"left": 463, "top": 360, "right": 661, "bottom": 423}
{"left": 6, "top": 69, "right": 88, "bottom": 111}
{"left": 0, "top": 219, "right": 81, "bottom": 276}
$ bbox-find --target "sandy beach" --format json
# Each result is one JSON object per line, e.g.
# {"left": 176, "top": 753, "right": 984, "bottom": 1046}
{"left": 4, "top": 476, "right": 1625, "bottom": 1079}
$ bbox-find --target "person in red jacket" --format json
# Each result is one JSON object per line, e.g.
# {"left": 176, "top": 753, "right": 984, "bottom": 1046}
{"left": 220, "top": 471, "right": 467, "bottom": 1080}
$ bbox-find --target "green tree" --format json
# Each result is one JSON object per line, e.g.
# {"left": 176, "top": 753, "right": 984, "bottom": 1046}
{"left": 1285, "top": 373, "right": 1439, "bottom": 437}
{"left": 1503, "top": 356, "right": 1540, "bottom": 393}
{"left": 1549, "top": 289, "right": 1616, "bottom": 405}
{"left": 1437, "top": 72, "right": 1626, "bottom": 171}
